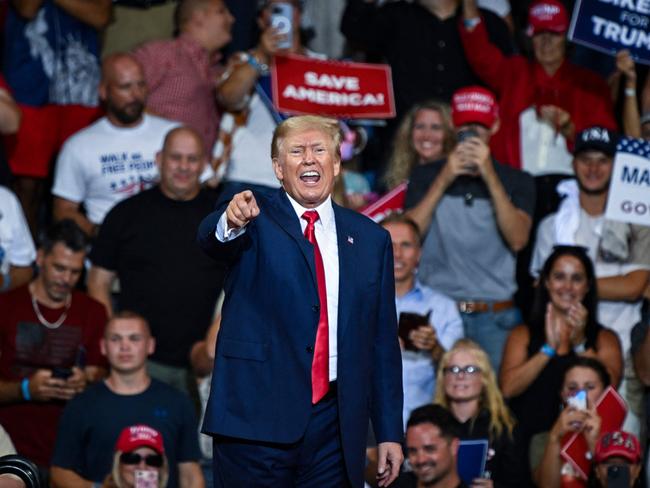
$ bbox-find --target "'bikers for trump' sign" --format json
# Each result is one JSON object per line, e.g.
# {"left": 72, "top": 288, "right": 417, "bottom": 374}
{"left": 568, "top": 0, "right": 650, "bottom": 65}
{"left": 271, "top": 54, "right": 395, "bottom": 119}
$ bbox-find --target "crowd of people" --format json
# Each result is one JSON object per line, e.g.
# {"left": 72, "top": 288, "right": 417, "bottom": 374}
{"left": 0, "top": 0, "right": 649, "bottom": 487}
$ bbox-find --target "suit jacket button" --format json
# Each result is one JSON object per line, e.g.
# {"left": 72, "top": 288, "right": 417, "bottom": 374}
{"left": 312, "top": 305, "right": 319, "bottom": 312}
{"left": 306, "top": 345, "right": 314, "bottom": 353}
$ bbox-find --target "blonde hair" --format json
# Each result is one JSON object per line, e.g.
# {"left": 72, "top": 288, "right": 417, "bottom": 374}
{"left": 434, "top": 339, "right": 516, "bottom": 439}
{"left": 109, "top": 450, "right": 170, "bottom": 488}
{"left": 384, "top": 100, "right": 454, "bottom": 190}
{"left": 271, "top": 115, "right": 342, "bottom": 160}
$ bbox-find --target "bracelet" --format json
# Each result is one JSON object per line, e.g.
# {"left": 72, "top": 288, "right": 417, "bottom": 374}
{"left": 246, "top": 52, "right": 269, "bottom": 76}
{"left": 624, "top": 87, "right": 636, "bottom": 97}
{"left": 21, "top": 378, "right": 31, "bottom": 401}
{"left": 541, "top": 343, "right": 556, "bottom": 357}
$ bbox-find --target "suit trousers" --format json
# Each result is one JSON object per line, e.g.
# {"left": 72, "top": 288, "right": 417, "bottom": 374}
{"left": 212, "top": 389, "right": 351, "bottom": 487}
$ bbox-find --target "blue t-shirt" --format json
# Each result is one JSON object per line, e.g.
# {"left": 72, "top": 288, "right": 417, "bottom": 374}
{"left": 3, "top": 1, "right": 100, "bottom": 107}
{"left": 51, "top": 379, "right": 201, "bottom": 487}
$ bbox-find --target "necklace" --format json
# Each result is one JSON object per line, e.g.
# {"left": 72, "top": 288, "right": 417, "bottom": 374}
{"left": 30, "top": 291, "right": 71, "bottom": 329}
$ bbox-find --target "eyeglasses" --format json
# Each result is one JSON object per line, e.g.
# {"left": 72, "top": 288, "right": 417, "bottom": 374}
{"left": 120, "top": 452, "right": 164, "bottom": 467}
{"left": 443, "top": 365, "right": 482, "bottom": 376}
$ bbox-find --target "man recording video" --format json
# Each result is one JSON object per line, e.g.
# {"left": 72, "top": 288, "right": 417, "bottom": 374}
{"left": 593, "top": 430, "right": 642, "bottom": 488}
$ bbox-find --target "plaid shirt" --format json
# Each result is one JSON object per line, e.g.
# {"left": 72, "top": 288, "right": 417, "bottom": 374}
{"left": 134, "top": 33, "right": 223, "bottom": 152}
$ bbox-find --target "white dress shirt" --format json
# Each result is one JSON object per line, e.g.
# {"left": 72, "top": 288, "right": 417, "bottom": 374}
{"left": 215, "top": 193, "right": 340, "bottom": 381}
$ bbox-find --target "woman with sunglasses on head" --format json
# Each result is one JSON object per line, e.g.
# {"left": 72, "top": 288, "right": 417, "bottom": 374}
{"left": 533, "top": 357, "right": 610, "bottom": 488}
{"left": 434, "top": 339, "right": 524, "bottom": 488}
{"left": 102, "top": 425, "right": 168, "bottom": 488}
{"left": 499, "top": 246, "right": 622, "bottom": 479}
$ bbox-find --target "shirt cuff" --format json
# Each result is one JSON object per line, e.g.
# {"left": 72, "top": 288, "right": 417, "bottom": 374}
{"left": 215, "top": 212, "right": 247, "bottom": 242}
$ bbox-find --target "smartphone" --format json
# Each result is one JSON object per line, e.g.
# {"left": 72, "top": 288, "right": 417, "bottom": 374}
{"left": 567, "top": 390, "right": 587, "bottom": 411}
{"left": 75, "top": 345, "right": 87, "bottom": 370}
{"left": 270, "top": 2, "right": 293, "bottom": 50}
{"left": 606, "top": 464, "right": 630, "bottom": 488}
{"left": 135, "top": 469, "right": 159, "bottom": 488}
{"left": 457, "top": 128, "right": 479, "bottom": 143}
{"left": 398, "top": 311, "right": 430, "bottom": 352}
{"left": 51, "top": 367, "right": 73, "bottom": 380}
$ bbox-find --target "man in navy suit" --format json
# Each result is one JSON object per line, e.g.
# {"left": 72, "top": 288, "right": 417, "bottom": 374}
{"left": 197, "top": 115, "right": 403, "bottom": 487}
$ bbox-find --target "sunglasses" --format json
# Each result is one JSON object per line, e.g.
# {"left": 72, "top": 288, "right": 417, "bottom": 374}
{"left": 120, "top": 452, "right": 164, "bottom": 468}
{"left": 443, "top": 365, "right": 481, "bottom": 376}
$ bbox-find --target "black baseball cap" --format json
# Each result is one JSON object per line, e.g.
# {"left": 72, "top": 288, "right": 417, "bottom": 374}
{"left": 573, "top": 127, "right": 618, "bottom": 157}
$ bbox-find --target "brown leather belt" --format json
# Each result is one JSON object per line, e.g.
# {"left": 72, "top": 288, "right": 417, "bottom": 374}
{"left": 457, "top": 300, "right": 515, "bottom": 314}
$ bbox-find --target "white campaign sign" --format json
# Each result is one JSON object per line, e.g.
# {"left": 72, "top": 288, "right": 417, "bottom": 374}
{"left": 605, "top": 145, "right": 650, "bottom": 225}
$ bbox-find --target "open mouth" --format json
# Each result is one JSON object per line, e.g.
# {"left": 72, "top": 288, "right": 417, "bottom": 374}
{"left": 300, "top": 170, "right": 321, "bottom": 184}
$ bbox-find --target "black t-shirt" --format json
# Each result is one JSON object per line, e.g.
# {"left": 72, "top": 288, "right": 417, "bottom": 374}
{"left": 341, "top": 1, "right": 513, "bottom": 113}
{"left": 51, "top": 379, "right": 201, "bottom": 488}
{"left": 90, "top": 186, "right": 224, "bottom": 366}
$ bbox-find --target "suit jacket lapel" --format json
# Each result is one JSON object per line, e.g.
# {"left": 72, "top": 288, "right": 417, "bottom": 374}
{"left": 265, "top": 189, "right": 317, "bottom": 288}
{"left": 333, "top": 203, "right": 355, "bottom": 340}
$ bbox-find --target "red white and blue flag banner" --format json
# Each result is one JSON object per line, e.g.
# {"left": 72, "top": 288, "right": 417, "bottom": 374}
{"left": 605, "top": 137, "right": 650, "bottom": 226}
{"left": 271, "top": 54, "right": 396, "bottom": 119}
{"left": 568, "top": 0, "right": 650, "bottom": 65}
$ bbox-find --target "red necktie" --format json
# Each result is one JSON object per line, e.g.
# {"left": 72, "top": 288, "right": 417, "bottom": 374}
{"left": 302, "top": 210, "right": 329, "bottom": 404}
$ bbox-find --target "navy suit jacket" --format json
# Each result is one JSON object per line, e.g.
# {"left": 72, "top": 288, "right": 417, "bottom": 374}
{"left": 197, "top": 189, "right": 403, "bottom": 486}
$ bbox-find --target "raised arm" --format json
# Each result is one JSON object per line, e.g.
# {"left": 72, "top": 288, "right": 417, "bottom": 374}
{"left": 616, "top": 50, "right": 642, "bottom": 138}
{"left": 466, "top": 137, "right": 532, "bottom": 252}
{"left": 458, "top": 0, "right": 512, "bottom": 94}
{"left": 217, "top": 23, "right": 285, "bottom": 111}
{"left": 499, "top": 325, "right": 552, "bottom": 398}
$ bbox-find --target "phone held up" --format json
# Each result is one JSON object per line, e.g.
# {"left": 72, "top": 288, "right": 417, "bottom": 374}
{"left": 270, "top": 2, "right": 293, "bottom": 50}
{"left": 606, "top": 464, "right": 630, "bottom": 488}
{"left": 135, "top": 469, "right": 159, "bottom": 488}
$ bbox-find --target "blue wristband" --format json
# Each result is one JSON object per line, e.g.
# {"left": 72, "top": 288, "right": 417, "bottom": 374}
{"left": 541, "top": 343, "right": 556, "bottom": 357}
{"left": 21, "top": 378, "right": 31, "bottom": 401}
{"left": 246, "top": 53, "right": 269, "bottom": 75}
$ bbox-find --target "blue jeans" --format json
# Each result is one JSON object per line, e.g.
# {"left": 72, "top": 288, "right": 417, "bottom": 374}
{"left": 461, "top": 307, "right": 522, "bottom": 374}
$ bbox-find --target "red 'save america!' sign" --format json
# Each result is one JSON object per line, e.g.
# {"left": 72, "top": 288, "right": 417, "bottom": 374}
{"left": 271, "top": 54, "right": 395, "bottom": 119}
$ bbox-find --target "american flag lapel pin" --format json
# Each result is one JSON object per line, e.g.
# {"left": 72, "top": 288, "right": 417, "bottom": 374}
{"left": 347, "top": 236, "right": 354, "bottom": 245}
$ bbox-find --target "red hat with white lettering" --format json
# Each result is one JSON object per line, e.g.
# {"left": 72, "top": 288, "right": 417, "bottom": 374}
{"left": 595, "top": 431, "right": 641, "bottom": 464}
{"left": 526, "top": 0, "right": 569, "bottom": 36}
{"left": 451, "top": 86, "right": 499, "bottom": 128}
{"left": 116, "top": 425, "right": 165, "bottom": 454}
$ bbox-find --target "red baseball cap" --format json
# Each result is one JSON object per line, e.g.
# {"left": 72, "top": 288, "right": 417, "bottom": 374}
{"left": 451, "top": 86, "right": 499, "bottom": 128}
{"left": 594, "top": 431, "right": 641, "bottom": 464}
{"left": 526, "top": 0, "right": 569, "bottom": 36}
{"left": 115, "top": 425, "right": 165, "bottom": 454}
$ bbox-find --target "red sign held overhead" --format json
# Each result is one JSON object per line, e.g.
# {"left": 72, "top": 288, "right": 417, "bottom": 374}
{"left": 271, "top": 54, "right": 396, "bottom": 119}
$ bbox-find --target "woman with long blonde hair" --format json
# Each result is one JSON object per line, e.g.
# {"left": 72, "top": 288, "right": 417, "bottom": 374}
{"left": 383, "top": 100, "right": 455, "bottom": 190}
{"left": 435, "top": 339, "right": 523, "bottom": 488}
